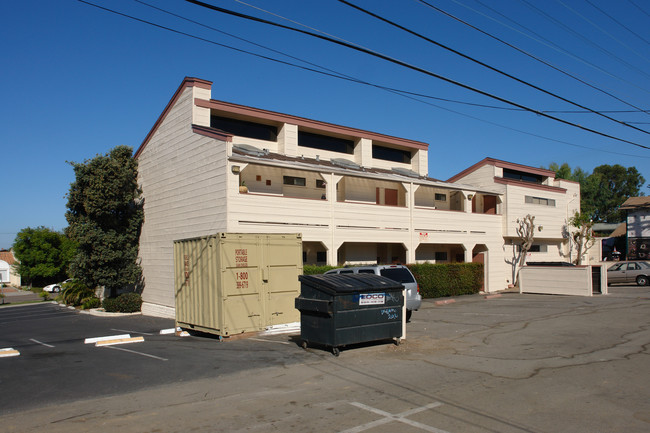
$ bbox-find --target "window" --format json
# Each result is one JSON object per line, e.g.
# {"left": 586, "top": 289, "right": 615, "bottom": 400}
{"left": 380, "top": 268, "right": 416, "bottom": 283}
{"left": 529, "top": 245, "right": 548, "bottom": 253}
{"left": 210, "top": 115, "right": 277, "bottom": 141}
{"left": 503, "top": 168, "right": 543, "bottom": 184}
{"left": 434, "top": 193, "right": 446, "bottom": 202}
{"left": 298, "top": 131, "right": 354, "bottom": 154}
{"left": 316, "top": 179, "right": 326, "bottom": 189}
{"left": 435, "top": 252, "right": 448, "bottom": 261}
{"left": 358, "top": 269, "right": 375, "bottom": 274}
{"left": 302, "top": 252, "right": 307, "bottom": 263}
{"left": 316, "top": 251, "right": 327, "bottom": 262}
{"left": 525, "top": 196, "right": 556, "bottom": 207}
{"left": 372, "top": 145, "right": 412, "bottom": 163}
{"left": 283, "top": 176, "right": 306, "bottom": 186}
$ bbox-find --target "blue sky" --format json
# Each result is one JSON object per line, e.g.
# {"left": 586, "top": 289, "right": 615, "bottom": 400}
{"left": 2, "top": 0, "right": 649, "bottom": 249}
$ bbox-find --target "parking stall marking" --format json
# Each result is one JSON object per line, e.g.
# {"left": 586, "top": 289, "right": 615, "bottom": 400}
{"left": 29, "top": 338, "right": 55, "bottom": 348}
{"left": 342, "top": 401, "right": 448, "bottom": 433}
{"left": 102, "top": 345, "right": 168, "bottom": 361}
{"left": 84, "top": 334, "right": 131, "bottom": 344}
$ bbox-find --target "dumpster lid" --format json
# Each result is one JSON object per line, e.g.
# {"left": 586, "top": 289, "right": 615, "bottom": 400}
{"left": 299, "top": 273, "right": 404, "bottom": 293}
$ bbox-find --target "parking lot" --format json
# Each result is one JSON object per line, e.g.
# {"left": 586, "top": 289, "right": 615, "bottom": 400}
{"left": 1, "top": 286, "right": 649, "bottom": 432}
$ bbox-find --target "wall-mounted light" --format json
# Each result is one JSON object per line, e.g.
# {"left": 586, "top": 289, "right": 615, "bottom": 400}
{"left": 231, "top": 165, "right": 240, "bottom": 174}
{"left": 467, "top": 194, "right": 474, "bottom": 200}
{"left": 538, "top": 226, "right": 543, "bottom": 231}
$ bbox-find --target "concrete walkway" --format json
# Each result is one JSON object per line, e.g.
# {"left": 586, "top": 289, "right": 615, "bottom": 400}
{"left": 0, "top": 286, "right": 42, "bottom": 304}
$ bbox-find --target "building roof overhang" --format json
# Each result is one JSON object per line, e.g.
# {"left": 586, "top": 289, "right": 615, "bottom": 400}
{"left": 230, "top": 148, "right": 501, "bottom": 195}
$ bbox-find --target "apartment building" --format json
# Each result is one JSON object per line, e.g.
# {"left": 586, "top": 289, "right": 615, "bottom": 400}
{"left": 135, "top": 77, "right": 579, "bottom": 318}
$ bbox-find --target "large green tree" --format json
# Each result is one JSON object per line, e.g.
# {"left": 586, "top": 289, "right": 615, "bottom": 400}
{"left": 12, "top": 226, "right": 77, "bottom": 286}
{"left": 548, "top": 162, "right": 645, "bottom": 223}
{"left": 66, "top": 145, "right": 143, "bottom": 296}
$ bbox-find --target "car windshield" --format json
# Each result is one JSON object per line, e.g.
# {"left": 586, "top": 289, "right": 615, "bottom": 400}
{"left": 380, "top": 268, "right": 415, "bottom": 283}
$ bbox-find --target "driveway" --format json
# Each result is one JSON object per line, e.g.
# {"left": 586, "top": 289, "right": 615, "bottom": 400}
{"left": 1, "top": 286, "right": 648, "bottom": 433}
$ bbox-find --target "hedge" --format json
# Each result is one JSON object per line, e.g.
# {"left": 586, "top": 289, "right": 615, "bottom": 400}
{"left": 303, "top": 265, "right": 338, "bottom": 275}
{"left": 407, "top": 263, "right": 483, "bottom": 298}
{"left": 102, "top": 292, "right": 142, "bottom": 313}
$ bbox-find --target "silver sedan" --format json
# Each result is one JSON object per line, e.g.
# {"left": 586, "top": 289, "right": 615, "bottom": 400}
{"left": 607, "top": 261, "right": 650, "bottom": 286}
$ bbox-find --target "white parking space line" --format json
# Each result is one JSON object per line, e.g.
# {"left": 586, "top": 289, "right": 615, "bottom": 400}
{"left": 29, "top": 338, "right": 55, "bottom": 348}
{"left": 159, "top": 327, "right": 179, "bottom": 335}
{"left": 249, "top": 338, "right": 291, "bottom": 345}
{"left": 0, "top": 348, "right": 20, "bottom": 358}
{"left": 342, "top": 401, "right": 447, "bottom": 433}
{"left": 103, "top": 345, "right": 168, "bottom": 361}
{"left": 111, "top": 328, "right": 155, "bottom": 336}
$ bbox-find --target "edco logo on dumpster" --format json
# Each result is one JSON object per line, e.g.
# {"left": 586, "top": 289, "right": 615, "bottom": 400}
{"left": 358, "top": 293, "right": 385, "bottom": 305}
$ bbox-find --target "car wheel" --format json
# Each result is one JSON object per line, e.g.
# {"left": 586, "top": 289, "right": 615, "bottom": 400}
{"left": 637, "top": 275, "right": 649, "bottom": 286}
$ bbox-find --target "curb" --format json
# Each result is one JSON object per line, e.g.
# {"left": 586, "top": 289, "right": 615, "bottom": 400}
{"left": 434, "top": 299, "right": 456, "bottom": 306}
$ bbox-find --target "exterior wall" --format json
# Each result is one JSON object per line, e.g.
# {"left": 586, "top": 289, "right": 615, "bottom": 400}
{"left": 137, "top": 85, "right": 229, "bottom": 314}
{"left": 627, "top": 209, "right": 650, "bottom": 237}
{"left": 0, "top": 260, "right": 10, "bottom": 284}
{"left": 519, "top": 266, "right": 606, "bottom": 296}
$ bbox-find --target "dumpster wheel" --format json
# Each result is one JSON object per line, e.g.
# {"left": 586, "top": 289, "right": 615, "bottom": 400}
{"left": 394, "top": 337, "right": 401, "bottom": 346}
{"left": 300, "top": 340, "right": 308, "bottom": 350}
{"left": 332, "top": 347, "right": 340, "bottom": 357}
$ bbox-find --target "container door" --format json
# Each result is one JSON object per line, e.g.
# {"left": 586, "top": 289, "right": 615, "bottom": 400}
{"left": 262, "top": 236, "right": 302, "bottom": 326}
{"left": 220, "top": 236, "right": 263, "bottom": 334}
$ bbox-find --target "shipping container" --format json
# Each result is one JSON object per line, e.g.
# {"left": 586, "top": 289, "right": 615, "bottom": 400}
{"left": 174, "top": 233, "right": 302, "bottom": 337}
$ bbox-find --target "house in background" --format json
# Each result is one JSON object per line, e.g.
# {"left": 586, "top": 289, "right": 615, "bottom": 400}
{"left": 620, "top": 196, "right": 650, "bottom": 261}
{"left": 134, "top": 77, "right": 580, "bottom": 318}
{"left": 0, "top": 250, "right": 21, "bottom": 287}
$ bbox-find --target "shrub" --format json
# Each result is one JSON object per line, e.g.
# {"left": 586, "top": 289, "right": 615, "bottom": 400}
{"left": 61, "top": 279, "right": 95, "bottom": 307}
{"left": 407, "top": 263, "right": 483, "bottom": 298}
{"left": 81, "top": 297, "right": 101, "bottom": 309}
{"left": 102, "top": 292, "right": 142, "bottom": 313}
{"left": 303, "top": 265, "right": 338, "bottom": 275}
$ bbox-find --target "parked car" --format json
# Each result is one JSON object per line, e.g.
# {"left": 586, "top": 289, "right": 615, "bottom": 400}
{"left": 607, "top": 261, "right": 650, "bottom": 286}
{"left": 42, "top": 279, "right": 72, "bottom": 293}
{"left": 324, "top": 265, "right": 422, "bottom": 321}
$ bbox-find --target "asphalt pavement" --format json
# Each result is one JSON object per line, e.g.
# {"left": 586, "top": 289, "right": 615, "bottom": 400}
{"left": 0, "top": 285, "right": 648, "bottom": 433}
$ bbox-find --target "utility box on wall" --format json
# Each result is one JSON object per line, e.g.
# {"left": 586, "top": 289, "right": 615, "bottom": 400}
{"left": 174, "top": 233, "right": 303, "bottom": 337}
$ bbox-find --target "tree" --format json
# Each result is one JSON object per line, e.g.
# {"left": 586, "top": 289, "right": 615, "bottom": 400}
{"left": 12, "top": 226, "right": 76, "bottom": 287}
{"left": 586, "top": 165, "right": 645, "bottom": 222}
{"left": 65, "top": 146, "right": 143, "bottom": 296}
{"left": 568, "top": 212, "right": 595, "bottom": 265}
{"left": 508, "top": 214, "right": 538, "bottom": 286}
{"left": 547, "top": 162, "right": 645, "bottom": 222}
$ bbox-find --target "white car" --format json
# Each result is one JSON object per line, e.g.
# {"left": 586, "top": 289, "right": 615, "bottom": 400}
{"left": 42, "top": 279, "right": 72, "bottom": 293}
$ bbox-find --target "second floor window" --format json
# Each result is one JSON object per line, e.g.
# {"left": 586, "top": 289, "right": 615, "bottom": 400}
{"left": 525, "top": 196, "right": 555, "bottom": 207}
{"left": 283, "top": 176, "right": 306, "bottom": 186}
{"left": 372, "top": 145, "right": 412, "bottom": 164}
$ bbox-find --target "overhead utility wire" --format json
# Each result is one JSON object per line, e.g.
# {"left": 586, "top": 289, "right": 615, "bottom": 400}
{"left": 584, "top": 0, "right": 650, "bottom": 49}
{"left": 132, "top": 0, "right": 649, "bottom": 119}
{"left": 183, "top": 0, "right": 650, "bottom": 150}
{"left": 628, "top": 0, "right": 650, "bottom": 19}
{"left": 557, "top": 0, "right": 650, "bottom": 65}
{"left": 518, "top": 0, "right": 650, "bottom": 81}
{"left": 76, "top": 1, "right": 649, "bottom": 159}
{"left": 337, "top": 0, "right": 650, "bottom": 136}
{"left": 459, "top": 0, "right": 650, "bottom": 96}
{"left": 415, "top": 0, "right": 650, "bottom": 117}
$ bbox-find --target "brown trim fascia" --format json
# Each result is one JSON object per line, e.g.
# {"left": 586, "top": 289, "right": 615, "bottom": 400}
{"left": 494, "top": 177, "right": 567, "bottom": 193}
{"left": 195, "top": 98, "right": 429, "bottom": 151}
{"left": 192, "top": 125, "right": 232, "bottom": 141}
{"left": 447, "top": 157, "right": 556, "bottom": 182}
{"left": 134, "top": 77, "right": 213, "bottom": 159}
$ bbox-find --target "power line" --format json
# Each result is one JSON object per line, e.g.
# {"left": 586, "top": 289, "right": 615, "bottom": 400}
{"left": 584, "top": 0, "right": 650, "bottom": 49}
{"left": 557, "top": 0, "right": 650, "bottom": 65}
{"left": 518, "top": 0, "right": 650, "bottom": 81}
{"left": 457, "top": 0, "right": 650, "bottom": 96}
{"left": 76, "top": 0, "right": 650, "bottom": 159}
{"left": 415, "top": 0, "right": 650, "bottom": 117}
{"left": 337, "top": 0, "right": 650, "bottom": 136}
{"left": 183, "top": 0, "right": 650, "bottom": 150}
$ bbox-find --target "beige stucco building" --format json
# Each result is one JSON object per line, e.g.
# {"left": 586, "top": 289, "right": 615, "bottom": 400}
{"left": 135, "top": 77, "right": 580, "bottom": 318}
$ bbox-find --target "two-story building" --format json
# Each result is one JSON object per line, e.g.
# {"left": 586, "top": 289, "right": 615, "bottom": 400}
{"left": 135, "top": 77, "right": 579, "bottom": 318}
